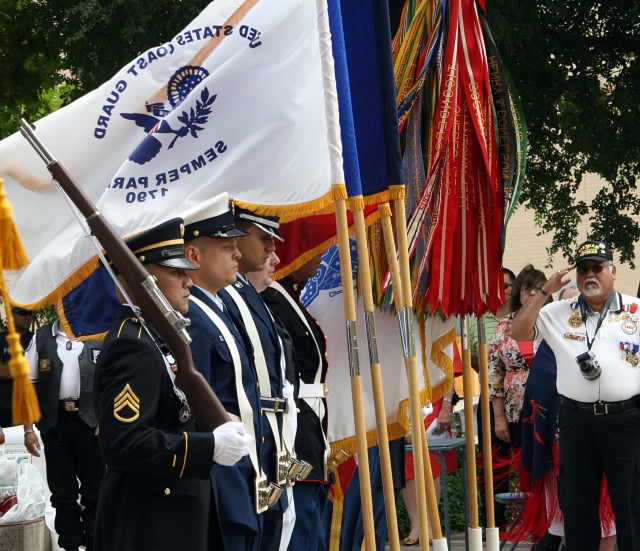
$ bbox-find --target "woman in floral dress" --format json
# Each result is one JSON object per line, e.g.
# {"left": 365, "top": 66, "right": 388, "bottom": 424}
{"left": 488, "top": 264, "right": 551, "bottom": 447}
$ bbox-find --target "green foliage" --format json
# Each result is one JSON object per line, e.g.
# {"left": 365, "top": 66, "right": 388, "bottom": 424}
{"left": 485, "top": 0, "right": 640, "bottom": 267}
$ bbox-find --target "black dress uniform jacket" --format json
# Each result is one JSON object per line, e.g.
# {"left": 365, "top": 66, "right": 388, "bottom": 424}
{"left": 94, "top": 307, "right": 221, "bottom": 551}
{"left": 261, "top": 276, "right": 329, "bottom": 483}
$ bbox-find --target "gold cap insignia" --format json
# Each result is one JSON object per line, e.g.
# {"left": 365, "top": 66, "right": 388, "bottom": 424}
{"left": 114, "top": 383, "right": 141, "bottom": 423}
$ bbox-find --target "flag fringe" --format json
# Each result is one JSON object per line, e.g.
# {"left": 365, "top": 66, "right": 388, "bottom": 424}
{"left": 56, "top": 299, "right": 108, "bottom": 342}
{"left": 15, "top": 256, "right": 101, "bottom": 310}
{"left": 273, "top": 208, "right": 381, "bottom": 281}
{"left": 388, "top": 184, "right": 406, "bottom": 201}
{"left": 232, "top": 191, "right": 337, "bottom": 223}
{"left": 361, "top": 190, "right": 391, "bottom": 207}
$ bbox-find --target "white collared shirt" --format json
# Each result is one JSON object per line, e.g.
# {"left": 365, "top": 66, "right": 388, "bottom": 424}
{"left": 536, "top": 293, "right": 640, "bottom": 402}
{"left": 26, "top": 320, "right": 83, "bottom": 399}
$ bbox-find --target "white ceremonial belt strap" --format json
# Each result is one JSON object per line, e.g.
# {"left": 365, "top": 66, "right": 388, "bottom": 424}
{"left": 188, "top": 296, "right": 262, "bottom": 479}
{"left": 226, "top": 285, "right": 292, "bottom": 484}
{"left": 269, "top": 281, "right": 330, "bottom": 477}
{"left": 298, "top": 382, "right": 329, "bottom": 399}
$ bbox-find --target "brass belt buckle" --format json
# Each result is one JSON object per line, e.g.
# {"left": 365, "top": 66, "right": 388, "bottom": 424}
{"left": 593, "top": 400, "right": 608, "bottom": 415}
{"left": 64, "top": 399, "right": 78, "bottom": 412}
{"left": 255, "top": 474, "right": 270, "bottom": 514}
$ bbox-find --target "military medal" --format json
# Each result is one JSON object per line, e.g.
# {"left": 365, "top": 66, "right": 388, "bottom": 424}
{"left": 620, "top": 341, "right": 640, "bottom": 366}
{"left": 179, "top": 403, "right": 192, "bottom": 423}
{"left": 568, "top": 311, "right": 583, "bottom": 328}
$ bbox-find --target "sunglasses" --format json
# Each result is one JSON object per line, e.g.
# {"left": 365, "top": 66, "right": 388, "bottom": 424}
{"left": 11, "top": 308, "right": 32, "bottom": 316}
{"left": 504, "top": 282, "right": 513, "bottom": 289}
{"left": 576, "top": 263, "right": 607, "bottom": 275}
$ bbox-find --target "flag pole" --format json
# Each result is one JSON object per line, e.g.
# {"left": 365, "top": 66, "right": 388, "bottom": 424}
{"left": 351, "top": 201, "right": 400, "bottom": 551}
{"left": 382, "top": 198, "right": 446, "bottom": 551}
{"left": 315, "top": 0, "right": 376, "bottom": 546}
{"left": 477, "top": 315, "right": 500, "bottom": 550}
{"left": 461, "top": 317, "right": 483, "bottom": 550}
{"left": 333, "top": 191, "right": 376, "bottom": 549}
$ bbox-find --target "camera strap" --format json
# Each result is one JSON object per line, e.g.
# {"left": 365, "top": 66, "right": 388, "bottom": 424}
{"left": 578, "top": 291, "right": 618, "bottom": 350}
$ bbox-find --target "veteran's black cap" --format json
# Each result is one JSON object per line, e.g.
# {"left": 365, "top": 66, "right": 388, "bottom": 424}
{"left": 124, "top": 218, "right": 197, "bottom": 271}
{"left": 183, "top": 193, "right": 250, "bottom": 240}
{"left": 574, "top": 240, "right": 614, "bottom": 264}
{"left": 234, "top": 206, "right": 284, "bottom": 242}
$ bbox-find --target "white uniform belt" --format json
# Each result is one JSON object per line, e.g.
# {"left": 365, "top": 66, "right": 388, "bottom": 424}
{"left": 298, "top": 382, "right": 329, "bottom": 399}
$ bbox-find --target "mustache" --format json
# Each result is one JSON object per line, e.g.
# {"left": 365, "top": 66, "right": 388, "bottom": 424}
{"left": 584, "top": 277, "right": 600, "bottom": 285}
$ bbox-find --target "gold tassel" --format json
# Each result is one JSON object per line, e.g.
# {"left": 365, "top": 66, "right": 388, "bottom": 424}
{"left": 0, "top": 179, "right": 29, "bottom": 270}
{"left": 0, "top": 178, "right": 40, "bottom": 425}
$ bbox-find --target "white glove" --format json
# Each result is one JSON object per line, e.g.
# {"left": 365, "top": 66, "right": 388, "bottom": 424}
{"left": 212, "top": 421, "right": 252, "bottom": 466}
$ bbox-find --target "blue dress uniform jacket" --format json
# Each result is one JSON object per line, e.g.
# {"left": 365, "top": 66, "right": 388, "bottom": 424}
{"left": 94, "top": 308, "right": 220, "bottom": 551}
{"left": 188, "top": 286, "right": 262, "bottom": 533}
{"left": 220, "top": 280, "right": 287, "bottom": 513}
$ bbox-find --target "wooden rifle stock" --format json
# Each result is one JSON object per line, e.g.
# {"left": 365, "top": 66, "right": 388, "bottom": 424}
{"left": 20, "top": 120, "right": 230, "bottom": 431}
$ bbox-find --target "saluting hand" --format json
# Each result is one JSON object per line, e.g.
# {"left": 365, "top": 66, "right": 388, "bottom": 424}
{"left": 545, "top": 265, "right": 575, "bottom": 295}
{"left": 213, "top": 421, "right": 253, "bottom": 466}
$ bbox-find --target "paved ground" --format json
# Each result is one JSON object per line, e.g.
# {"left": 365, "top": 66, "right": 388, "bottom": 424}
{"left": 390, "top": 531, "right": 535, "bottom": 550}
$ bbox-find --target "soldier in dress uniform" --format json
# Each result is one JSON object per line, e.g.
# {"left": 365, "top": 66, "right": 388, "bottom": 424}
{"left": 219, "top": 206, "right": 290, "bottom": 551}
{"left": 183, "top": 195, "right": 268, "bottom": 551}
{"left": 93, "top": 217, "right": 251, "bottom": 551}
{"left": 261, "top": 254, "right": 331, "bottom": 551}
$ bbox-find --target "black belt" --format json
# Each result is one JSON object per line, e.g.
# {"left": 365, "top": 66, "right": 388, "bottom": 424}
{"left": 560, "top": 395, "right": 640, "bottom": 415}
{"left": 60, "top": 398, "right": 80, "bottom": 412}
{"left": 260, "top": 396, "right": 288, "bottom": 414}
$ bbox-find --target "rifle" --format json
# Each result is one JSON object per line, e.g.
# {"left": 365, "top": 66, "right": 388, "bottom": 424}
{"left": 20, "top": 119, "right": 230, "bottom": 431}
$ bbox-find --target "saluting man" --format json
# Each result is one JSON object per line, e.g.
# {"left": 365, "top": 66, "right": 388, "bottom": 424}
{"left": 94, "top": 217, "right": 251, "bottom": 551}
{"left": 511, "top": 240, "right": 640, "bottom": 551}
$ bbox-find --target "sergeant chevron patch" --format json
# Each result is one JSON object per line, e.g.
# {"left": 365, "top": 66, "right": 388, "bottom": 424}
{"left": 114, "top": 383, "right": 141, "bottom": 423}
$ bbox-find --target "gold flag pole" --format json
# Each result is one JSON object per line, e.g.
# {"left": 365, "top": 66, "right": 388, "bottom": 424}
{"left": 351, "top": 200, "right": 400, "bottom": 551}
{"left": 461, "top": 317, "right": 482, "bottom": 550}
{"left": 381, "top": 196, "right": 446, "bottom": 551}
{"left": 332, "top": 188, "right": 376, "bottom": 549}
{"left": 477, "top": 315, "right": 500, "bottom": 550}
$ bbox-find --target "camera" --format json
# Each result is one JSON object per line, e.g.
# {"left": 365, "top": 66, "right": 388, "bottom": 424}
{"left": 575, "top": 351, "right": 602, "bottom": 380}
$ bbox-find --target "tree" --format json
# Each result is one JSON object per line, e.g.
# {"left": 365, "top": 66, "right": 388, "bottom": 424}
{"left": 2, "top": 0, "right": 639, "bottom": 263}
{"left": 486, "top": 0, "right": 640, "bottom": 266}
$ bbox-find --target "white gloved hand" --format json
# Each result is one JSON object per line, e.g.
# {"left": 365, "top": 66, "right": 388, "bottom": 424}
{"left": 213, "top": 421, "right": 252, "bottom": 466}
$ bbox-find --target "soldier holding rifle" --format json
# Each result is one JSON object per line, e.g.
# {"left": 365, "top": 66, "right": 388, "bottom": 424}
{"left": 93, "top": 218, "right": 252, "bottom": 551}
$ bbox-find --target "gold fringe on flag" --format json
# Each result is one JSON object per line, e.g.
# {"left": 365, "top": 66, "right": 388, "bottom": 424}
{"left": 0, "top": 178, "right": 41, "bottom": 425}
{"left": 0, "top": 179, "right": 29, "bottom": 270}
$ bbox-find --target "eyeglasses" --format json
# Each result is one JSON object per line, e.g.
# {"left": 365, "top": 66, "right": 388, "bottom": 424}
{"left": 11, "top": 308, "right": 32, "bottom": 316}
{"left": 504, "top": 283, "right": 513, "bottom": 289}
{"left": 576, "top": 263, "right": 606, "bottom": 275}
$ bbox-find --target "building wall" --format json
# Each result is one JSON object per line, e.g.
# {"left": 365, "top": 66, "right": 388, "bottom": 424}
{"left": 503, "top": 173, "right": 639, "bottom": 297}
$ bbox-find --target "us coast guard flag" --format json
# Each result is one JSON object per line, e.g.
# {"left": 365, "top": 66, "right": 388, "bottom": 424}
{"left": 303, "top": 241, "right": 455, "bottom": 452}
{"left": 0, "top": 0, "right": 333, "bottom": 306}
